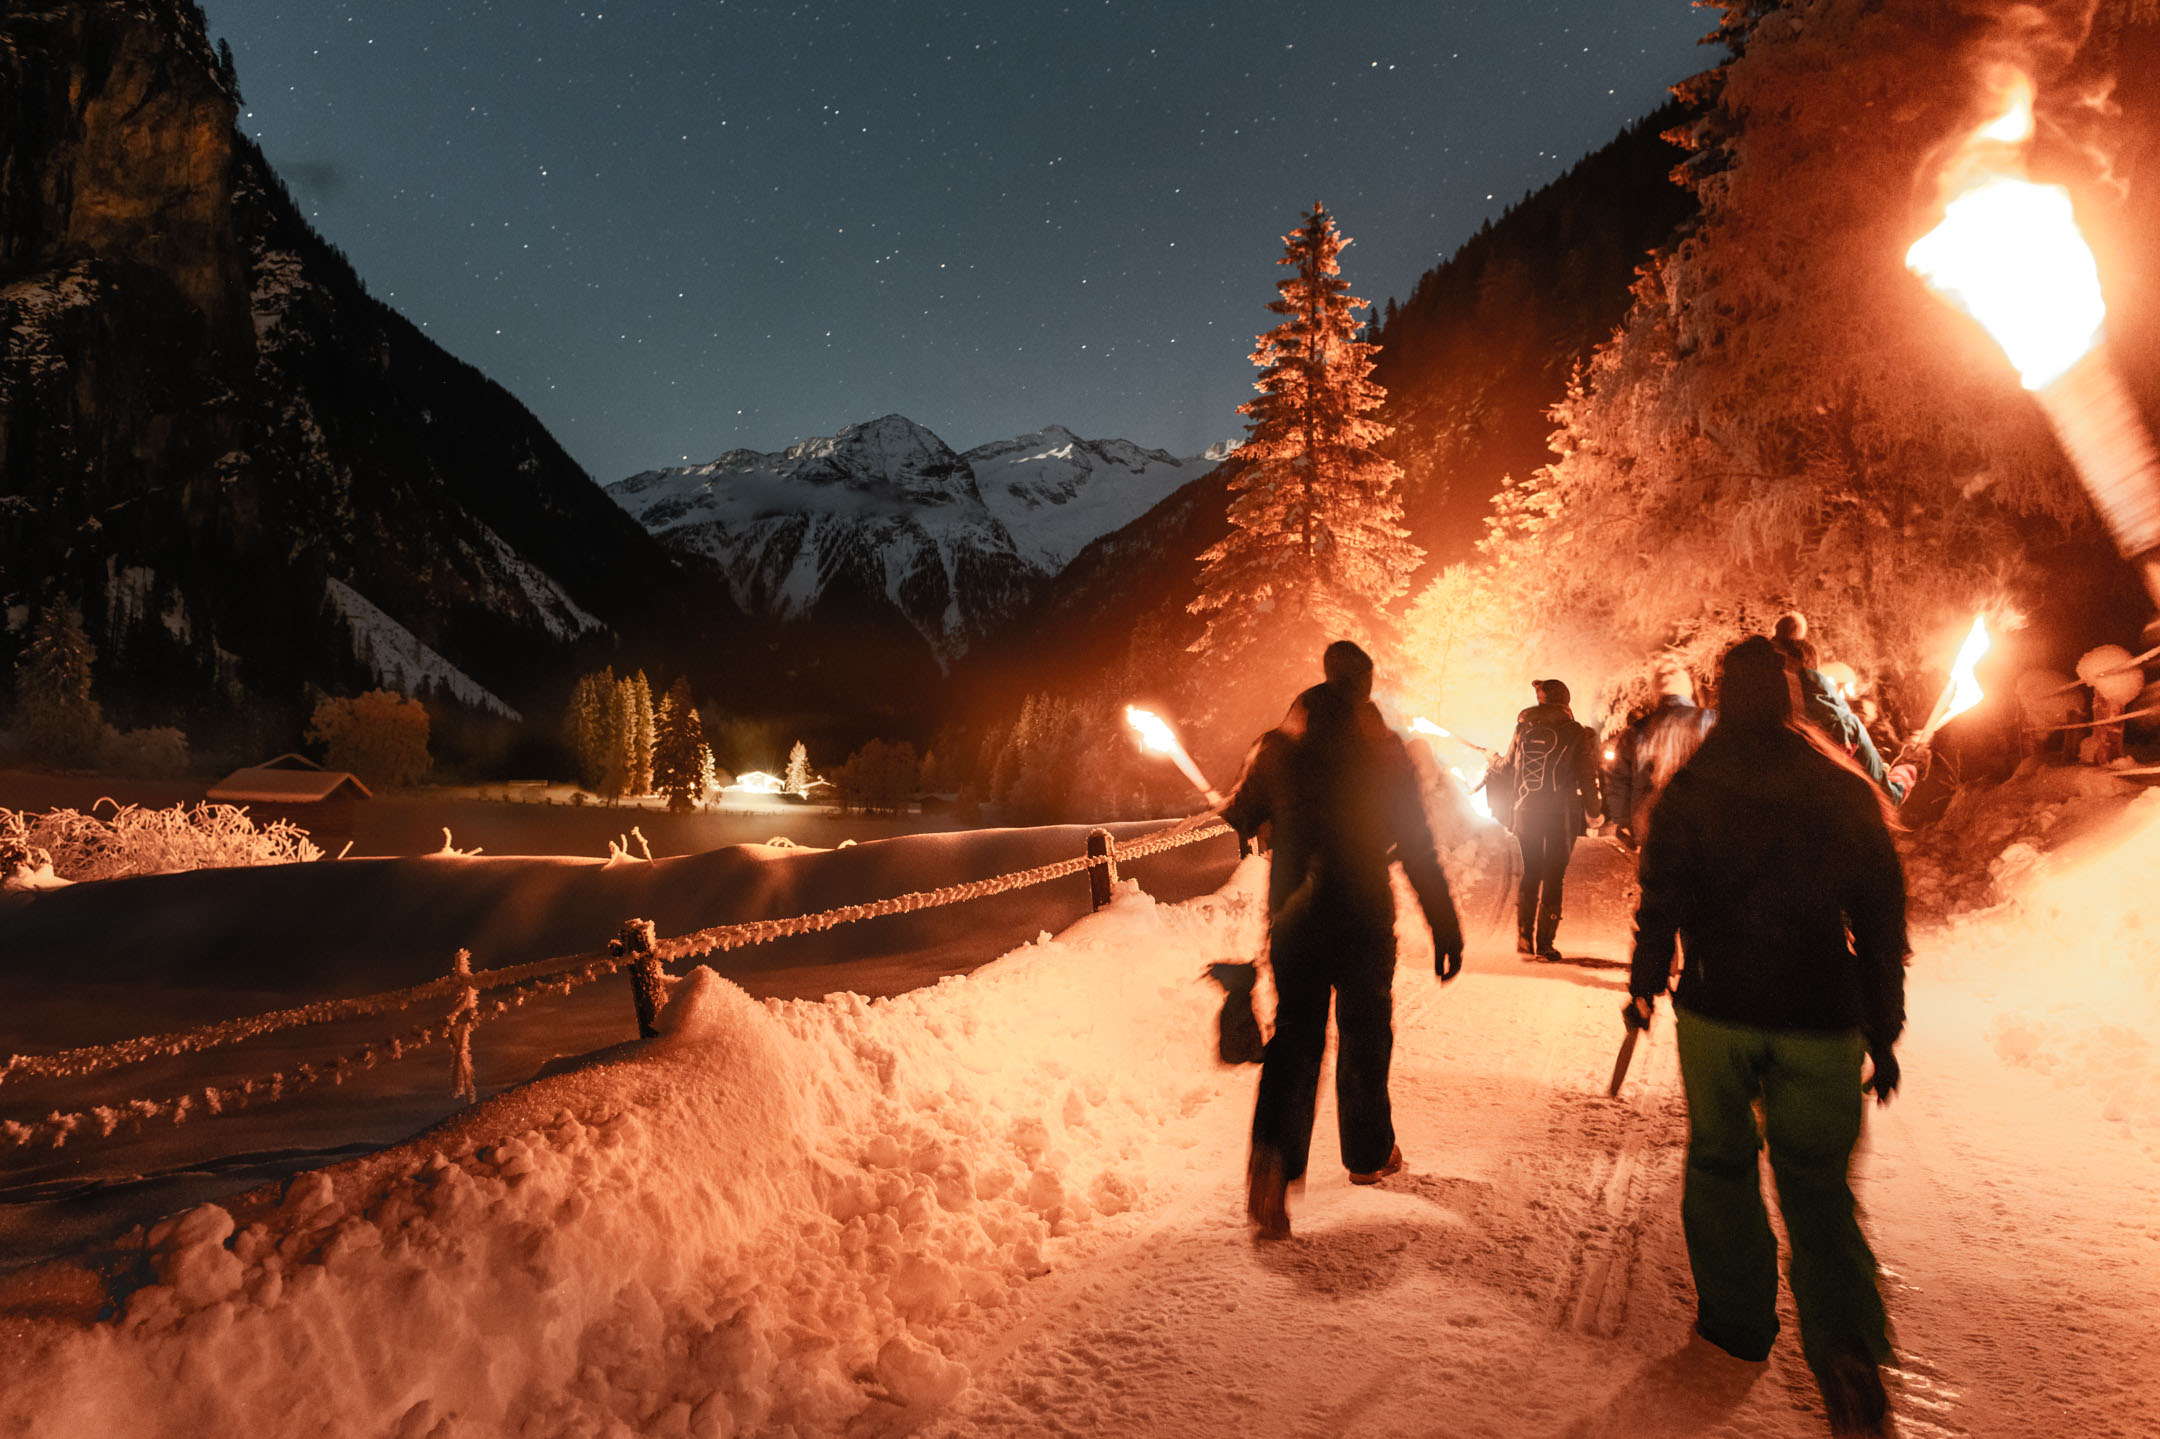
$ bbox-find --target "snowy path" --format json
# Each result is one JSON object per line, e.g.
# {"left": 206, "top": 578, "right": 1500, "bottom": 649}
{"left": 884, "top": 937, "right": 2160, "bottom": 1438}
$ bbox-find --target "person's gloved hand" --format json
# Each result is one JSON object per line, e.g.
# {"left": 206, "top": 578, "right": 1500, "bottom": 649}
{"left": 1431, "top": 907, "right": 1464, "bottom": 983}
{"left": 1865, "top": 1046, "right": 1900, "bottom": 1105}
{"left": 1622, "top": 996, "right": 1653, "bottom": 1031}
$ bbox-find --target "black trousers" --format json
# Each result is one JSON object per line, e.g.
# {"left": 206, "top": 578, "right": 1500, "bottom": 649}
{"left": 1515, "top": 809, "right": 1577, "bottom": 949}
{"left": 1250, "top": 918, "right": 1398, "bottom": 1181}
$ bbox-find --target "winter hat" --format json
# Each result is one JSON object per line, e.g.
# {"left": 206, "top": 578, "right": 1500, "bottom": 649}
{"left": 1774, "top": 610, "right": 1809, "bottom": 644}
{"left": 1323, "top": 640, "right": 1375, "bottom": 701}
{"left": 1533, "top": 678, "right": 1571, "bottom": 708}
{"left": 1717, "top": 637, "right": 1791, "bottom": 728}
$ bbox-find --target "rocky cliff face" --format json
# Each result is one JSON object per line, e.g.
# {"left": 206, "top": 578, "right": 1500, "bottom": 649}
{"left": 0, "top": 0, "right": 758, "bottom": 758}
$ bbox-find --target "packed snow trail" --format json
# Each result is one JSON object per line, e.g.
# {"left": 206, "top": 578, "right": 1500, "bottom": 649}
{"left": 4, "top": 791, "right": 2158, "bottom": 1437}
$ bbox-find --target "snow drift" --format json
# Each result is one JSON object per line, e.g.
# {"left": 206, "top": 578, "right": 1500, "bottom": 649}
{"left": 5, "top": 874, "right": 1267, "bottom": 1437}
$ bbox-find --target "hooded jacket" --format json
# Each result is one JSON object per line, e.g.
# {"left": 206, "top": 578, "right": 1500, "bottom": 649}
{"left": 1223, "top": 683, "right": 1461, "bottom": 953}
{"left": 1629, "top": 721, "right": 1907, "bottom": 1048}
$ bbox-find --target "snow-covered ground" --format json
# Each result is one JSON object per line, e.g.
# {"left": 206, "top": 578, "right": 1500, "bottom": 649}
{"left": 4, "top": 783, "right": 2158, "bottom": 1437}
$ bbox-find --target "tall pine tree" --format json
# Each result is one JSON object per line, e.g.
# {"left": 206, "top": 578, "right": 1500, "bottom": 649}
{"left": 566, "top": 667, "right": 617, "bottom": 792}
{"left": 13, "top": 601, "right": 103, "bottom": 768}
{"left": 1190, "top": 203, "right": 1422, "bottom": 673}
{"left": 653, "top": 677, "right": 705, "bottom": 812}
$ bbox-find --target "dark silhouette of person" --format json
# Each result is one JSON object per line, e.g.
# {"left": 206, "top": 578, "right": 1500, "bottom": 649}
{"left": 1605, "top": 656, "right": 1717, "bottom": 846}
{"left": 1626, "top": 636, "right": 1907, "bottom": 1437}
{"left": 1493, "top": 678, "right": 1599, "bottom": 958}
{"left": 1222, "top": 641, "right": 1463, "bottom": 1240}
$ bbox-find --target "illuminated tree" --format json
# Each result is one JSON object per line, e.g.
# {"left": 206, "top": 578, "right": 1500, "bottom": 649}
{"left": 653, "top": 677, "right": 705, "bottom": 812}
{"left": 1190, "top": 203, "right": 1422, "bottom": 669}
{"left": 1463, "top": 0, "right": 2102, "bottom": 705}
{"left": 784, "top": 740, "right": 811, "bottom": 795}
{"left": 13, "top": 601, "right": 103, "bottom": 768}
{"left": 566, "top": 667, "right": 617, "bottom": 792}
{"left": 629, "top": 670, "right": 656, "bottom": 795}
{"left": 307, "top": 689, "right": 430, "bottom": 789}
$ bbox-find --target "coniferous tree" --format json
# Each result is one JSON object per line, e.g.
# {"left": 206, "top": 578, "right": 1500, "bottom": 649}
{"left": 784, "top": 740, "right": 811, "bottom": 795}
{"left": 604, "top": 679, "right": 636, "bottom": 799}
{"left": 1190, "top": 203, "right": 1423, "bottom": 673}
{"left": 566, "top": 667, "right": 618, "bottom": 792}
{"left": 13, "top": 601, "right": 103, "bottom": 768}
{"left": 629, "top": 670, "right": 656, "bottom": 795}
{"left": 653, "top": 677, "right": 705, "bottom": 812}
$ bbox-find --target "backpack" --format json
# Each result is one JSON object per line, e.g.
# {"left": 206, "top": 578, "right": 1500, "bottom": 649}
{"left": 1495, "top": 714, "right": 1579, "bottom": 830}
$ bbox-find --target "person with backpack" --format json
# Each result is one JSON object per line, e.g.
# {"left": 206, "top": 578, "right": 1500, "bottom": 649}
{"left": 1625, "top": 636, "right": 1907, "bottom": 1437}
{"left": 1221, "top": 641, "right": 1464, "bottom": 1240}
{"left": 1490, "top": 678, "right": 1600, "bottom": 960}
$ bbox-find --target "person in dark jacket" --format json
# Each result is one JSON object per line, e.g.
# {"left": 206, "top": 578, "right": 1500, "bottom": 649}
{"left": 1491, "top": 678, "right": 1599, "bottom": 959}
{"left": 1222, "top": 641, "right": 1464, "bottom": 1240}
{"left": 1772, "top": 613, "right": 1902, "bottom": 801}
{"left": 1626, "top": 635, "right": 1907, "bottom": 1437}
{"left": 1605, "top": 656, "right": 1718, "bottom": 846}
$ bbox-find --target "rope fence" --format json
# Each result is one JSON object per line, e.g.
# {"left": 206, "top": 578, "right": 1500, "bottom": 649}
{"left": 1, "top": 818, "right": 1231, "bottom": 1151}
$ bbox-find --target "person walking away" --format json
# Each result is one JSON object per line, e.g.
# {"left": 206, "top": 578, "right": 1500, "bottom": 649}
{"left": 1625, "top": 636, "right": 1907, "bottom": 1437}
{"left": 1605, "top": 656, "right": 1717, "bottom": 846}
{"left": 1771, "top": 613, "right": 1906, "bottom": 801}
{"left": 1493, "top": 678, "right": 1598, "bottom": 959}
{"left": 1223, "top": 641, "right": 1464, "bottom": 1240}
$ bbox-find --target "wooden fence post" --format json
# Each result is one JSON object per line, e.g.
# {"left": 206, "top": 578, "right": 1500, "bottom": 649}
{"left": 611, "top": 919, "right": 667, "bottom": 1038}
{"left": 1086, "top": 829, "right": 1117, "bottom": 911}
{"left": 448, "top": 948, "right": 478, "bottom": 1102}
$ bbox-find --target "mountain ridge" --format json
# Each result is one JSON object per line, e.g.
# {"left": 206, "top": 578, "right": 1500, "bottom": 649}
{"left": 607, "top": 414, "right": 1219, "bottom": 662}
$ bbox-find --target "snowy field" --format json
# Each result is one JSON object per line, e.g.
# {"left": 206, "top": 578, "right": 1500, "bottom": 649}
{"left": 3, "top": 783, "right": 2158, "bottom": 1437}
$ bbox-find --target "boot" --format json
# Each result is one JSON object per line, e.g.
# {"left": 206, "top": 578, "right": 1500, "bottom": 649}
{"left": 1817, "top": 1345, "right": 1890, "bottom": 1436}
{"left": 1246, "top": 1148, "right": 1290, "bottom": 1240}
{"left": 1348, "top": 1143, "right": 1404, "bottom": 1185}
{"left": 1534, "top": 907, "right": 1562, "bottom": 962}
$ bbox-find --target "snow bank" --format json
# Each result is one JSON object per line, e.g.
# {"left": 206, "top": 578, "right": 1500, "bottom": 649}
{"left": 6, "top": 870, "right": 1266, "bottom": 1437}
{"left": 1919, "top": 785, "right": 2160, "bottom": 1160}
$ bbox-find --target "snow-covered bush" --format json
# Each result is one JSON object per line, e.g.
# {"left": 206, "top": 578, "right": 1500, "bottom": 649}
{"left": 0, "top": 801, "right": 322, "bottom": 885}
{"left": 97, "top": 724, "right": 190, "bottom": 778}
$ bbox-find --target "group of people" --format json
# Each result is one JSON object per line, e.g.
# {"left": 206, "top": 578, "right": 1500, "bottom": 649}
{"left": 1486, "top": 610, "right": 1916, "bottom": 965}
{"left": 1218, "top": 628, "right": 1910, "bottom": 1438}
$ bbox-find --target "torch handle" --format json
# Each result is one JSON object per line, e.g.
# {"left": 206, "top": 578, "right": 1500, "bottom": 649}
{"left": 2036, "top": 349, "right": 2160, "bottom": 610}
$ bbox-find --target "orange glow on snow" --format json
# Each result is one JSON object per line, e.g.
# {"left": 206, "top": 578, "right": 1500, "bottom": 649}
{"left": 1905, "top": 81, "right": 2105, "bottom": 390}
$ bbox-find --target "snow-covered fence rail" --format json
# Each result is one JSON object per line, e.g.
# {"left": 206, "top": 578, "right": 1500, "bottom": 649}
{"left": 1, "top": 817, "right": 1231, "bottom": 1151}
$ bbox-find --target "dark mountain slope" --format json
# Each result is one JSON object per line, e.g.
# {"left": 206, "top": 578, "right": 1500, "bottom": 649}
{"left": 0, "top": 0, "right": 770, "bottom": 760}
{"left": 1372, "top": 101, "right": 1700, "bottom": 559}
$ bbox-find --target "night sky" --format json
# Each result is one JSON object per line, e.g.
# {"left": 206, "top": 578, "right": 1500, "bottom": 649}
{"left": 205, "top": 1, "right": 1713, "bottom": 482}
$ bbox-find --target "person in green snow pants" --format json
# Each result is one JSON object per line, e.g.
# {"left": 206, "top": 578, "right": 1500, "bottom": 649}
{"left": 1627, "top": 637, "right": 1909, "bottom": 1439}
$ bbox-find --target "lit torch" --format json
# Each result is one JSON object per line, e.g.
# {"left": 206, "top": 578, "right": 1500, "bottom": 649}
{"left": 1408, "top": 716, "right": 1497, "bottom": 757}
{"left": 1125, "top": 705, "right": 1221, "bottom": 805}
{"left": 1410, "top": 717, "right": 1498, "bottom": 824}
{"left": 1906, "top": 75, "right": 2160, "bottom": 612}
{"left": 1915, "top": 613, "right": 1992, "bottom": 743}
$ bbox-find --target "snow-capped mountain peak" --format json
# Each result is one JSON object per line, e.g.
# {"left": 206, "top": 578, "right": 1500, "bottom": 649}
{"left": 606, "top": 416, "right": 1218, "bottom": 660}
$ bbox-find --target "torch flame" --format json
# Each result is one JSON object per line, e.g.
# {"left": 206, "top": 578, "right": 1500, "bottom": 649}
{"left": 1408, "top": 717, "right": 1450, "bottom": 739}
{"left": 1904, "top": 80, "right": 2106, "bottom": 391}
{"left": 1124, "top": 706, "right": 1221, "bottom": 804}
{"left": 1919, "top": 614, "right": 1992, "bottom": 740}
{"left": 1126, "top": 705, "right": 1180, "bottom": 755}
